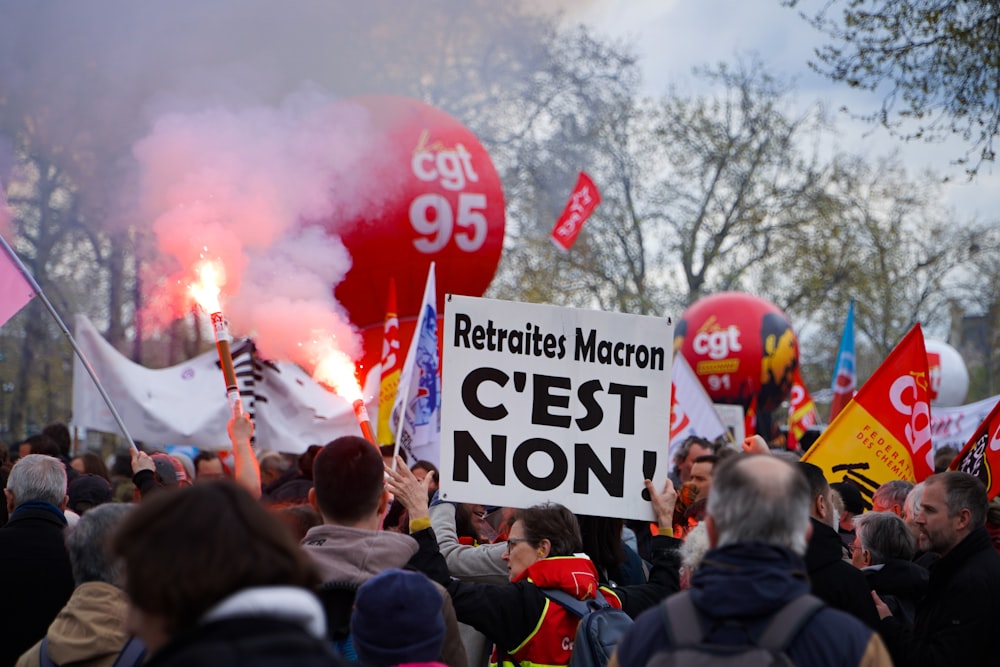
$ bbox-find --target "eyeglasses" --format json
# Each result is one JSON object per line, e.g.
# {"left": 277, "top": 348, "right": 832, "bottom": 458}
{"left": 506, "top": 537, "right": 532, "bottom": 554}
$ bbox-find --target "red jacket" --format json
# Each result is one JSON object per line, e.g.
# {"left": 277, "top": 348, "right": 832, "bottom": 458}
{"left": 489, "top": 556, "right": 622, "bottom": 667}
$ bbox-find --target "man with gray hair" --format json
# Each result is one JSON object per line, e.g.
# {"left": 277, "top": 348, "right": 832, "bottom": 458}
{"left": 16, "top": 503, "right": 139, "bottom": 667}
{"left": 850, "top": 511, "right": 927, "bottom": 625}
{"left": 612, "top": 454, "right": 891, "bottom": 666}
{"left": 0, "top": 454, "right": 76, "bottom": 666}
{"left": 871, "top": 479, "right": 913, "bottom": 516}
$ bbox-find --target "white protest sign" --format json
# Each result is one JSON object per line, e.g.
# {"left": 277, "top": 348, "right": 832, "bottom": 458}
{"left": 439, "top": 295, "right": 673, "bottom": 521}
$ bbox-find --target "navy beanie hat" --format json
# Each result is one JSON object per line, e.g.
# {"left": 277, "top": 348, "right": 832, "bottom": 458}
{"left": 351, "top": 568, "right": 446, "bottom": 666}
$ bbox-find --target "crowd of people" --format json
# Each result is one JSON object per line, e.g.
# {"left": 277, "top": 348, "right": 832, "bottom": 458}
{"left": 1, "top": 417, "right": 1000, "bottom": 667}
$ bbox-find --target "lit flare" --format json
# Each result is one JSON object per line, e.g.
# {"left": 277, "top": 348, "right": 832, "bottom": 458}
{"left": 312, "top": 342, "right": 375, "bottom": 445}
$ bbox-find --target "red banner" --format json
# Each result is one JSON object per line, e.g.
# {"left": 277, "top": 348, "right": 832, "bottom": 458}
{"left": 550, "top": 172, "right": 600, "bottom": 252}
{"left": 949, "top": 398, "right": 1000, "bottom": 499}
{"left": 787, "top": 366, "right": 819, "bottom": 452}
{"left": 802, "top": 324, "right": 933, "bottom": 495}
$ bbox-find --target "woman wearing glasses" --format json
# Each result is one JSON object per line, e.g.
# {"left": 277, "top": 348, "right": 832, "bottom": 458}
{"left": 387, "top": 465, "right": 681, "bottom": 667}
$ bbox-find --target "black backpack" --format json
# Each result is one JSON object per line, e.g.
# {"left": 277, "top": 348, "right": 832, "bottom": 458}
{"left": 541, "top": 587, "right": 634, "bottom": 667}
{"left": 644, "top": 592, "right": 824, "bottom": 667}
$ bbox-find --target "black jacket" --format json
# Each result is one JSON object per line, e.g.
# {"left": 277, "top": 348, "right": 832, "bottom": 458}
{"left": 143, "top": 617, "right": 350, "bottom": 667}
{"left": 880, "top": 526, "right": 1000, "bottom": 666}
{"left": 0, "top": 503, "right": 75, "bottom": 667}
{"left": 863, "top": 558, "right": 928, "bottom": 626}
{"left": 804, "top": 517, "right": 880, "bottom": 629}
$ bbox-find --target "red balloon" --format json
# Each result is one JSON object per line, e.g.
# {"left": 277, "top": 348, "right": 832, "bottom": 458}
{"left": 330, "top": 96, "right": 506, "bottom": 331}
{"left": 674, "top": 292, "right": 799, "bottom": 412}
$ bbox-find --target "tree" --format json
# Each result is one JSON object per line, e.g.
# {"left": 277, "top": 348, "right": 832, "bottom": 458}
{"left": 786, "top": 0, "right": 1000, "bottom": 174}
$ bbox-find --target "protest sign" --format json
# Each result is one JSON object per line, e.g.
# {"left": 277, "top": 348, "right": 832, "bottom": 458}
{"left": 439, "top": 295, "right": 673, "bottom": 521}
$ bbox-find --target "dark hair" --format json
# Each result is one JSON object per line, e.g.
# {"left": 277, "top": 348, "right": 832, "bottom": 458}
{"left": 674, "top": 436, "right": 715, "bottom": 465}
{"left": 25, "top": 433, "right": 61, "bottom": 458}
{"left": 692, "top": 454, "right": 718, "bottom": 466}
{"left": 299, "top": 444, "right": 324, "bottom": 480}
{"left": 796, "top": 461, "right": 829, "bottom": 501}
{"left": 193, "top": 451, "right": 219, "bottom": 466}
{"left": 576, "top": 514, "right": 624, "bottom": 582}
{"left": 79, "top": 451, "right": 110, "bottom": 480}
{"left": 514, "top": 503, "right": 582, "bottom": 557}
{"left": 930, "top": 470, "right": 988, "bottom": 527}
{"left": 42, "top": 422, "right": 72, "bottom": 458}
{"left": 312, "top": 436, "right": 384, "bottom": 523}
{"left": 411, "top": 460, "right": 439, "bottom": 480}
{"left": 112, "top": 481, "right": 319, "bottom": 637}
{"left": 269, "top": 502, "right": 323, "bottom": 542}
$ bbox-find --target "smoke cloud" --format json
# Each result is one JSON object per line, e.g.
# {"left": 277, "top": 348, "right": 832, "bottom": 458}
{"left": 0, "top": 0, "right": 582, "bottom": 371}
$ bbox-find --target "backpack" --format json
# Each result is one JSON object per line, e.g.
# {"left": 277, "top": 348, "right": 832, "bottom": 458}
{"left": 645, "top": 591, "right": 824, "bottom": 667}
{"left": 541, "top": 587, "right": 634, "bottom": 667}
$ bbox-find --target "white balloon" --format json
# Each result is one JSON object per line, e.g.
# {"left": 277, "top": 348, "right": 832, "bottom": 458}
{"left": 925, "top": 339, "right": 970, "bottom": 408}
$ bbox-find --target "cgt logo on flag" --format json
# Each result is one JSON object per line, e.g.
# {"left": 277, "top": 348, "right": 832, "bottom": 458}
{"left": 550, "top": 172, "right": 601, "bottom": 252}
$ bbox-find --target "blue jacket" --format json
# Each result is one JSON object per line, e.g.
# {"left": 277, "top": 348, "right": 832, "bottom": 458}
{"left": 612, "top": 542, "right": 891, "bottom": 667}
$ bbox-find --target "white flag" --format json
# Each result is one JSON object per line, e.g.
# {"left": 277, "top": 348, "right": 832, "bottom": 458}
{"left": 668, "top": 354, "right": 728, "bottom": 471}
{"left": 391, "top": 263, "right": 441, "bottom": 466}
{"left": 71, "top": 314, "right": 373, "bottom": 453}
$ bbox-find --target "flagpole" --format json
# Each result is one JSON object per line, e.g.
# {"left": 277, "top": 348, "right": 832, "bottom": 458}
{"left": 0, "top": 235, "right": 138, "bottom": 451}
{"left": 392, "top": 261, "right": 435, "bottom": 471}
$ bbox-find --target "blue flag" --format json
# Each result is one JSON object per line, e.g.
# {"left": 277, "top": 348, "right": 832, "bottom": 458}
{"left": 829, "top": 300, "right": 856, "bottom": 421}
{"left": 390, "top": 263, "right": 441, "bottom": 466}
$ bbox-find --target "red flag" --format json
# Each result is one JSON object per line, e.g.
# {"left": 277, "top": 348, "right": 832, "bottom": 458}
{"left": 787, "top": 366, "right": 819, "bottom": 452}
{"left": 803, "top": 324, "right": 933, "bottom": 493}
{"left": 949, "top": 398, "right": 1000, "bottom": 499}
{"left": 377, "top": 279, "right": 402, "bottom": 445}
{"left": 550, "top": 172, "right": 600, "bottom": 252}
{"left": 744, "top": 393, "right": 758, "bottom": 438}
{"left": 0, "top": 236, "right": 36, "bottom": 327}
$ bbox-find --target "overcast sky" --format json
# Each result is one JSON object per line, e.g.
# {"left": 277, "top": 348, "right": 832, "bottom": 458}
{"left": 571, "top": 0, "right": 999, "bottom": 222}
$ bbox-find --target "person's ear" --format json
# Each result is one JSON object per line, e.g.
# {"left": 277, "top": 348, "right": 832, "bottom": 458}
{"left": 60, "top": 494, "right": 68, "bottom": 512}
{"left": 955, "top": 507, "right": 972, "bottom": 531}
{"left": 814, "top": 493, "right": 828, "bottom": 521}
{"left": 862, "top": 549, "right": 872, "bottom": 567}
{"left": 4, "top": 489, "right": 13, "bottom": 515}
{"left": 377, "top": 488, "right": 391, "bottom": 516}
{"left": 308, "top": 487, "right": 319, "bottom": 512}
{"left": 538, "top": 538, "right": 551, "bottom": 559}
{"left": 706, "top": 515, "right": 719, "bottom": 548}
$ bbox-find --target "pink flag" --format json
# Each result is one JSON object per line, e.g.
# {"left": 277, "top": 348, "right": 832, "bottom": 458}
{"left": 550, "top": 172, "right": 601, "bottom": 252}
{"left": 0, "top": 238, "right": 35, "bottom": 327}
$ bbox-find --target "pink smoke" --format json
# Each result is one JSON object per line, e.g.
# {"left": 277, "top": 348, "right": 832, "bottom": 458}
{"left": 134, "top": 87, "right": 399, "bottom": 371}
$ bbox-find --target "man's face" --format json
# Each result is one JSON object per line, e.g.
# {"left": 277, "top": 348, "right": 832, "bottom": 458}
{"left": 196, "top": 458, "right": 225, "bottom": 481}
{"left": 689, "top": 461, "right": 714, "bottom": 501}
{"left": 915, "top": 481, "right": 963, "bottom": 555}
{"left": 871, "top": 494, "right": 903, "bottom": 516}
{"left": 679, "top": 444, "right": 712, "bottom": 484}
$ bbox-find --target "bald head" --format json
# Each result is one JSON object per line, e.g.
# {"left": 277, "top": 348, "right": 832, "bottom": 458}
{"left": 707, "top": 455, "right": 812, "bottom": 555}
